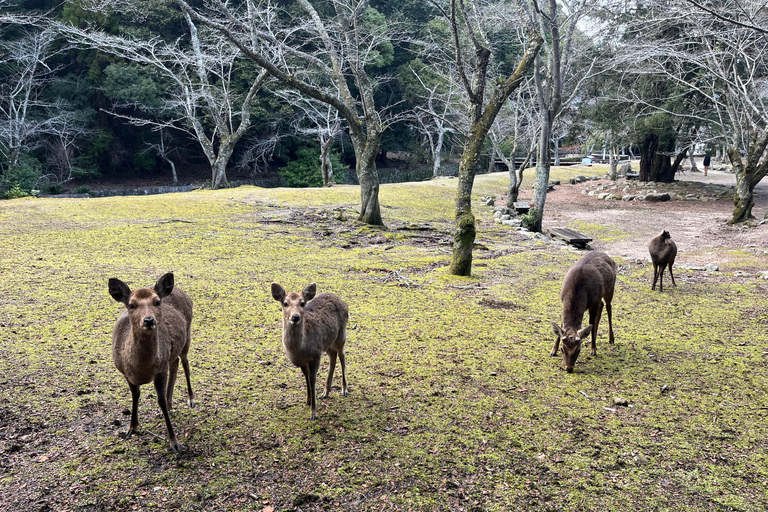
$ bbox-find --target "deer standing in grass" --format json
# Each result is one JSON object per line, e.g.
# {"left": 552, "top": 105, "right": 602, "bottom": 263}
{"left": 109, "top": 273, "right": 194, "bottom": 452}
{"left": 649, "top": 230, "right": 677, "bottom": 292}
{"left": 271, "top": 282, "right": 348, "bottom": 420}
{"left": 551, "top": 251, "right": 616, "bottom": 373}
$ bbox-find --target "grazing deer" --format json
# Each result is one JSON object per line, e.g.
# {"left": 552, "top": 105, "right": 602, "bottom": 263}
{"left": 649, "top": 230, "right": 677, "bottom": 292}
{"left": 271, "top": 282, "right": 348, "bottom": 420}
{"left": 108, "top": 273, "right": 194, "bottom": 452}
{"left": 551, "top": 251, "right": 616, "bottom": 373}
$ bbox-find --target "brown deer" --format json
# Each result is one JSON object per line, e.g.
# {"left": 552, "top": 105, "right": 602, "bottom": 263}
{"left": 551, "top": 251, "right": 616, "bottom": 373}
{"left": 108, "top": 273, "right": 194, "bottom": 452}
{"left": 271, "top": 282, "right": 348, "bottom": 420}
{"left": 649, "top": 230, "right": 677, "bottom": 292}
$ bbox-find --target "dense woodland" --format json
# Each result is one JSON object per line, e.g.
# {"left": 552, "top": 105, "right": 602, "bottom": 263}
{"left": 1, "top": 0, "right": 767, "bottom": 268}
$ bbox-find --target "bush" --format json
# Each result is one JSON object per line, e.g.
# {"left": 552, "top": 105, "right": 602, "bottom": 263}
{"left": 74, "top": 185, "right": 92, "bottom": 195}
{"left": 1, "top": 154, "right": 43, "bottom": 198}
{"left": 520, "top": 208, "right": 538, "bottom": 230}
{"left": 279, "top": 146, "right": 348, "bottom": 188}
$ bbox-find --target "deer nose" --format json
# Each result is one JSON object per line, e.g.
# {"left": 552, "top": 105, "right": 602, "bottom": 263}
{"left": 143, "top": 316, "right": 156, "bottom": 328}
{"left": 290, "top": 314, "right": 300, "bottom": 323}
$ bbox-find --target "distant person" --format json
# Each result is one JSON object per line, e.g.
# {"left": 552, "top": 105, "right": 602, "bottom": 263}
{"left": 703, "top": 152, "right": 711, "bottom": 176}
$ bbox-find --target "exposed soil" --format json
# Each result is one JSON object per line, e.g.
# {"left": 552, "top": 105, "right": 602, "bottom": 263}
{"left": 515, "top": 167, "right": 768, "bottom": 264}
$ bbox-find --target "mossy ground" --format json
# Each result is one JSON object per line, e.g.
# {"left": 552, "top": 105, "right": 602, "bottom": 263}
{"left": 1, "top": 170, "right": 767, "bottom": 511}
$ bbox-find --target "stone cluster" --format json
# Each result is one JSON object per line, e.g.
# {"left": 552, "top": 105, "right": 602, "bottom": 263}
{"left": 581, "top": 177, "right": 735, "bottom": 202}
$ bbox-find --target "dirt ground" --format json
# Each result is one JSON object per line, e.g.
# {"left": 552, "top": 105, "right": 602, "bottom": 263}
{"left": 515, "top": 167, "right": 768, "bottom": 264}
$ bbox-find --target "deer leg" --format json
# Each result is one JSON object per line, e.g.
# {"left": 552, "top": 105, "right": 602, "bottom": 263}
{"left": 126, "top": 381, "right": 140, "bottom": 437}
{"left": 669, "top": 264, "right": 677, "bottom": 287}
{"left": 322, "top": 349, "right": 337, "bottom": 399}
{"left": 651, "top": 263, "right": 659, "bottom": 290}
{"left": 590, "top": 303, "right": 603, "bottom": 356}
{"left": 606, "top": 301, "right": 614, "bottom": 344}
{"left": 180, "top": 352, "right": 195, "bottom": 408}
{"left": 167, "top": 357, "right": 179, "bottom": 411}
{"left": 660, "top": 263, "right": 666, "bottom": 292}
{"left": 550, "top": 336, "right": 561, "bottom": 357}
{"left": 300, "top": 365, "right": 311, "bottom": 406}
{"left": 338, "top": 347, "right": 348, "bottom": 397}
{"left": 154, "top": 372, "right": 180, "bottom": 452}
{"left": 308, "top": 360, "right": 320, "bottom": 420}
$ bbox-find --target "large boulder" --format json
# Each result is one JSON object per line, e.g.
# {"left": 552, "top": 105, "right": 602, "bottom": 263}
{"left": 644, "top": 192, "right": 671, "bottom": 202}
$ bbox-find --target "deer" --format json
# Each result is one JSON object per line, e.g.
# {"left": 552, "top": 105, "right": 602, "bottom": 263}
{"left": 649, "top": 230, "right": 677, "bottom": 292}
{"left": 551, "top": 251, "right": 616, "bottom": 373}
{"left": 108, "top": 273, "right": 194, "bottom": 452}
{"left": 271, "top": 282, "right": 348, "bottom": 420}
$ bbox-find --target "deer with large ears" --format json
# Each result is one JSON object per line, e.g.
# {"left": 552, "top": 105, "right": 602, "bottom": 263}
{"left": 108, "top": 272, "right": 194, "bottom": 452}
{"left": 551, "top": 251, "right": 616, "bottom": 373}
{"left": 271, "top": 282, "right": 348, "bottom": 420}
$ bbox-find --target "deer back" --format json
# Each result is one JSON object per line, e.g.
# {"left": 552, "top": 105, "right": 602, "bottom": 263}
{"left": 560, "top": 252, "right": 616, "bottom": 329}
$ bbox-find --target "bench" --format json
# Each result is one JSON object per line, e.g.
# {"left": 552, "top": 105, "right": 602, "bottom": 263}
{"left": 513, "top": 202, "right": 532, "bottom": 214}
{"left": 549, "top": 227, "right": 593, "bottom": 247}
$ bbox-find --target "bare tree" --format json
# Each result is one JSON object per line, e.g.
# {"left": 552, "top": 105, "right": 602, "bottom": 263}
{"left": 0, "top": 27, "right": 60, "bottom": 171}
{"left": 521, "top": 0, "right": 600, "bottom": 232}
{"left": 613, "top": 0, "right": 768, "bottom": 223}
{"left": 429, "top": 0, "right": 542, "bottom": 276}
{"left": 408, "top": 62, "right": 464, "bottom": 178}
{"left": 56, "top": 10, "right": 270, "bottom": 188}
{"left": 175, "top": 0, "right": 406, "bottom": 225}
{"left": 279, "top": 88, "right": 345, "bottom": 187}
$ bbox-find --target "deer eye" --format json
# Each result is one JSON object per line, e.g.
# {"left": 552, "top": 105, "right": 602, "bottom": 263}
{"left": 129, "top": 303, "right": 136, "bottom": 310}
{"left": 283, "top": 302, "right": 288, "bottom": 307}
{"left": 300, "top": 301, "right": 305, "bottom": 307}
{"left": 155, "top": 300, "right": 161, "bottom": 307}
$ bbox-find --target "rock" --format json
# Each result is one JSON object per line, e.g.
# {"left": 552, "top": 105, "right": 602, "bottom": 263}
{"left": 588, "top": 190, "right": 597, "bottom": 196}
{"left": 501, "top": 219, "right": 523, "bottom": 227}
{"left": 613, "top": 396, "right": 629, "bottom": 406}
{"left": 703, "top": 263, "right": 719, "bottom": 272}
{"left": 618, "top": 162, "right": 632, "bottom": 176}
{"left": 622, "top": 195, "right": 635, "bottom": 201}
{"left": 764, "top": 211, "right": 768, "bottom": 220}
{"left": 582, "top": 189, "right": 589, "bottom": 195}
{"left": 757, "top": 271, "right": 768, "bottom": 280}
{"left": 575, "top": 175, "right": 588, "bottom": 183}
{"left": 485, "top": 198, "right": 495, "bottom": 206}
{"left": 550, "top": 180, "right": 561, "bottom": 186}
{"left": 645, "top": 192, "right": 671, "bottom": 202}
{"left": 598, "top": 192, "right": 610, "bottom": 200}
{"left": 500, "top": 214, "right": 511, "bottom": 221}
{"left": 589, "top": 176, "right": 601, "bottom": 181}
{"left": 569, "top": 177, "right": 578, "bottom": 185}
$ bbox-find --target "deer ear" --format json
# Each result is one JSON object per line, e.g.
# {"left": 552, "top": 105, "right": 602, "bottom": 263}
{"left": 552, "top": 321, "right": 563, "bottom": 338}
{"left": 155, "top": 273, "right": 175, "bottom": 299}
{"left": 303, "top": 283, "right": 317, "bottom": 302}
{"left": 109, "top": 278, "right": 131, "bottom": 305}
{"left": 577, "top": 325, "right": 592, "bottom": 339}
{"left": 271, "top": 283, "right": 285, "bottom": 303}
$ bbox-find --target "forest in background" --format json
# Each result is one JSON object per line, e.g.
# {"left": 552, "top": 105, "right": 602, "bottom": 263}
{"left": 2, "top": 0, "right": 766, "bottom": 198}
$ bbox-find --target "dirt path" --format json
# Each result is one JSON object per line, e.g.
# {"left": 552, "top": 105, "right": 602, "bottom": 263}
{"left": 517, "top": 167, "right": 768, "bottom": 266}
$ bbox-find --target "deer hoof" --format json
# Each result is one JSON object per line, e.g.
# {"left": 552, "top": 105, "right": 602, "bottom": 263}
{"left": 188, "top": 399, "right": 196, "bottom": 409}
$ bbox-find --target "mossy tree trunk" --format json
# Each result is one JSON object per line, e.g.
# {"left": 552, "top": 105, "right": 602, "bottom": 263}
{"left": 438, "top": 0, "right": 543, "bottom": 276}
{"left": 727, "top": 131, "right": 768, "bottom": 224}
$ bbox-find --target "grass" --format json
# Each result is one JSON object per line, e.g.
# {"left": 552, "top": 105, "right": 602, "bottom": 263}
{"left": 0, "top": 168, "right": 767, "bottom": 511}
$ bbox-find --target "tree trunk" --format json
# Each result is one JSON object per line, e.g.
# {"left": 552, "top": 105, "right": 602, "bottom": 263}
{"left": 639, "top": 133, "right": 675, "bottom": 182}
{"left": 449, "top": 130, "right": 483, "bottom": 276}
{"left": 727, "top": 137, "right": 768, "bottom": 224}
{"left": 320, "top": 135, "right": 334, "bottom": 187}
{"left": 689, "top": 152, "right": 698, "bottom": 173}
{"left": 608, "top": 147, "right": 617, "bottom": 180}
{"left": 554, "top": 136, "right": 560, "bottom": 165}
{"left": 432, "top": 128, "right": 444, "bottom": 178}
{"left": 530, "top": 109, "right": 552, "bottom": 232}
{"left": 355, "top": 137, "right": 383, "bottom": 225}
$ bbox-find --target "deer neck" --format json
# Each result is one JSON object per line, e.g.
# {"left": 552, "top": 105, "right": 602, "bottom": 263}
{"left": 282, "top": 321, "right": 305, "bottom": 350}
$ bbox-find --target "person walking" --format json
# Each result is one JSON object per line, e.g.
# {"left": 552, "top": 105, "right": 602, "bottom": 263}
{"left": 703, "top": 152, "right": 711, "bottom": 176}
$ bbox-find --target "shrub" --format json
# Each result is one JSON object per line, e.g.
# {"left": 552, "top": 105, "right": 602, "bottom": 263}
{"left": 520, "top": 208, "right": 538, "bottom": 230}
{"left": 279, "top": 146, "right": 349, "bottom": 188}
{"left": 1, "top": 154, "right": 43, "bottom": 197}
{"left": 74, "top": 185, "right": 92, "bottom": 195}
